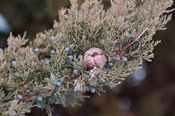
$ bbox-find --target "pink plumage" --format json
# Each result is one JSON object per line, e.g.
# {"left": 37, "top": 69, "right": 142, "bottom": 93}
{"left": 84, "top": 48, "right": 107, "bottom": 68}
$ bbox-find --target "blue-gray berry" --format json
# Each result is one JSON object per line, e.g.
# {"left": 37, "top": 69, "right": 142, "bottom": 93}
{"left": 122, "top": 57, "right": 128, "bottom": 62}
{"left": 74, "top": 86, "right": 80, "bottom": 91}
{"left": 11, "top": 61, "right": 16, "bottom": 66}
{"left": 37, "top": 96, "right": 43, "bottom": 101}
{"left": 53, "top": 93, "right": 58, "bottom": 98}
{"left": 70, "top": 44, "right": 74, "bottom": 48}
{"left": 109, "top": 63, "right": 113, "bottom": 67}
{"left": 50, "top": 73, "right": 56, "bottom": 81}
{"left": 45, "top": 58, "right": 51, "bottom": 63}
{"left": 73, "top": 70, "right": 79, "bottom": 75}
{"left": 101, "top": 40, "right": 105, "bottom": 44}
{"left": 17, "top": 95, "right": 23, "bottom": 99}
{"left": 50, "top": 36, "right": 55, "bottom": 41}
{"left": 25, "top": 89, "right": 31, "bottom": 94}
{"left": 115, "top": 56, "right": 120, "bottom": 61}
{"left": 50, "top": 50, "right": 55, "bottom": 54}
{"left": 56, "top": 81, "right": 62, "bottom": 86}
{"left": 16, "top": 73, "right": 20, "bottom": 77}
{"left": 82, "top": 85, "right": 86, "bottom": 91}
{"left": 36, "top": 103, "right": 42, "bottom": 108}
{"left": 65, "top": 48, "right": 70, "bottom": 52}
{"left": 136, "top": 40, "right": 140, "bottom": 45}
{"left": 34, "top": 48, "right": 39, "bottom": 53}
{"left": 11, "top": 110, "right": 17, "bottom": 115}
{"left": 40, "top": 59, "right": 44, "bottom": 63}
{"left": 68, "top": 55, "right": 73, "bottom": 60}
{"left": 91, "top": 88, "right": 96, "bottom": 93}
{"left": 45, "top": 77, "right": 49, "bottom": 80}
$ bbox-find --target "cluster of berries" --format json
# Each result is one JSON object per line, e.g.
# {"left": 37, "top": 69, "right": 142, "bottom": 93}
{"left": 108, "top": 56, "right": 128, "bottom": 67}
{"left": 34, "top": 35, "right": 56, "bottom": 63}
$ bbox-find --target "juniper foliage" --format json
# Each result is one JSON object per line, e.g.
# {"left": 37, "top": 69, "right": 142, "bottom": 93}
{"left": 0, "top": 0, "right": 174, "bottom": 115}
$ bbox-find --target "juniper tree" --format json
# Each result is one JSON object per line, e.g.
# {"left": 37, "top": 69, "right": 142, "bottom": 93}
{"left": 0, "top": 0, "right": 174, "bottom": 115}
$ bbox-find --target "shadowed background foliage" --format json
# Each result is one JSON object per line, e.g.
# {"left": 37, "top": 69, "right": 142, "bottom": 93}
{"left": 0, "top": 0, "right": 175, "bottom": 116}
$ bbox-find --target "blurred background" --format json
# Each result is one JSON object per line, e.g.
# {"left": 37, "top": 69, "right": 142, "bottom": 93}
{"left": 0, "top": 0, "right": 174, "bottom": 116}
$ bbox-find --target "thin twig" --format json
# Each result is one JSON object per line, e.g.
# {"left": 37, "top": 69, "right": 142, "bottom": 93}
{"left": 116, "top": 28, "right": 149, "bottom": 56}
{"left": 119, "top": 0, "right": 124, "bottom": 16}
{"left": 123, "top": 28, "right": 148, "bottom": 51}
{"left": 136, "top": 28, "right": 148, "bottom": 41}
{"left": 0, "top": 99, "right": 19, "bottom": 109}
{"left": 0, "top": 95, "right": 37, "bottom": 109}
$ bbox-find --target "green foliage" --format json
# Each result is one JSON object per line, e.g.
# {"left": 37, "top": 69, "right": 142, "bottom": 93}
{"left": 0, "top": 0, "right": 174, "bottom": 115}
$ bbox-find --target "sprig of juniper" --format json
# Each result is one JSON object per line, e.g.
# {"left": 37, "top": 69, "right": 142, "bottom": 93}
{"left": 0, "top": 0, "right": 174, "bottom": 116}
